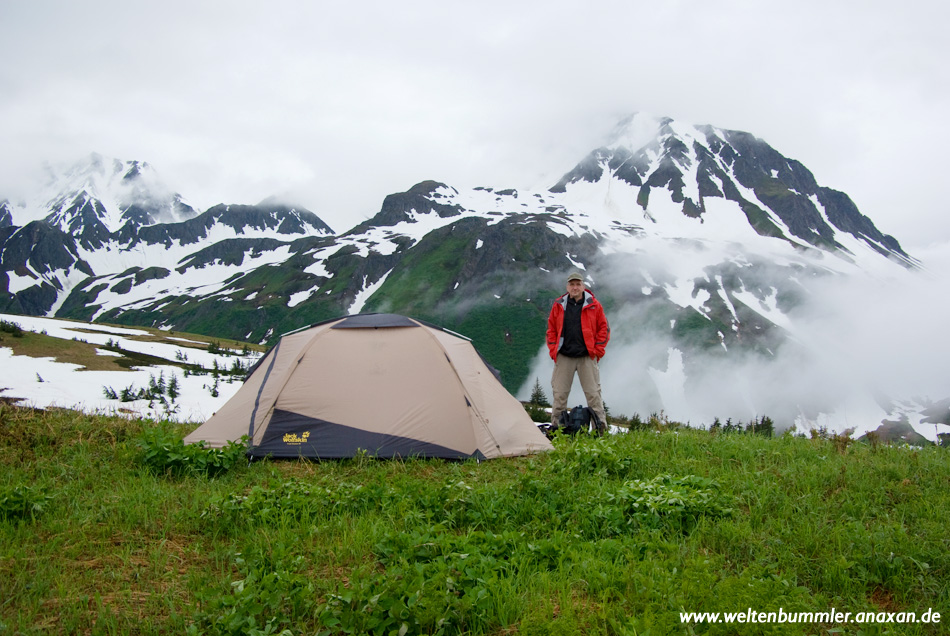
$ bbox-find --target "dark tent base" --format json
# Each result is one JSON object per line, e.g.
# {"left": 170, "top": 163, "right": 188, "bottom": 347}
{"left": 246, "top": 410, "right": 488, "bottom": 461}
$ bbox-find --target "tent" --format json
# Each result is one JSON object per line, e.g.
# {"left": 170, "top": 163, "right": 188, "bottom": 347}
{"left": 184, "top": 313, "right": 553, "bottom": 460}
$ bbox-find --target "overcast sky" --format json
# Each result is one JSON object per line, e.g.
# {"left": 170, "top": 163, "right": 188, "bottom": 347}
{"left": 1, "top": 0, "right": 947, "bottom": 253}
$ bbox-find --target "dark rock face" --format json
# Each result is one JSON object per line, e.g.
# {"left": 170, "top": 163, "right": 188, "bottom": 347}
{"left": 0, "top": 221, "right": 88, "bottom": 276}
{"left": 45, "top": 194, "right": 114, "bottom": 250}
{"left": 0, "top": 201, "right": 13, "bottom": 228}
{"left": 0, "top": 120, "right": 917, "bottom": 395}
{"left": 348, "top": 181, "right": 463, "bottom": 233}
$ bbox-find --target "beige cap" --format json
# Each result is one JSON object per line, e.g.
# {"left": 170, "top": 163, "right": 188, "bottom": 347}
{"left": 567, "top": 272, "right": 584, "bottom": 282}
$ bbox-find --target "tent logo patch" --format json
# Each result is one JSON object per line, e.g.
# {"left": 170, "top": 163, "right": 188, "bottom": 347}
{"left": 282, "top": 431, "right": 311, "bottom": 445}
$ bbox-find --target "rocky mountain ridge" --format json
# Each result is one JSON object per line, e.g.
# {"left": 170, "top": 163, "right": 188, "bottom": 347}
{"left": 0, "top": 114, "right": 929, "bottom": 436}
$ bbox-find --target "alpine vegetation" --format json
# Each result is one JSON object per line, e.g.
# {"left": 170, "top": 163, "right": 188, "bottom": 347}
{"left": 1, "top": 405, "right": 947, "bottom": 634}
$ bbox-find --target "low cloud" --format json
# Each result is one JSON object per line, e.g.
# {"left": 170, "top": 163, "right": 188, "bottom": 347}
{"left": 520, "top": 241, "right": 950, "bottom": 436}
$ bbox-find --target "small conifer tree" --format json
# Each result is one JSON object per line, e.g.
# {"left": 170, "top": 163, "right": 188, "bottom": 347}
{"left": 529, "top": 378, "right": 550, "bottom": 407}
{"left": 167, "top": 374, "right": 180, "bottom": 400}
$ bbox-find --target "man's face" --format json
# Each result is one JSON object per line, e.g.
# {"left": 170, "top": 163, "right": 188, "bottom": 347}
{"left": 567, "top": 279, "right": 585, "bottom": 301}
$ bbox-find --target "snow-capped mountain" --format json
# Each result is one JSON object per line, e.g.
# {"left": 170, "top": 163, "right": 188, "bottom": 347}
{"left": 0, "top": 152, "right": 335, "bottom": 318}
{"left": 2, "top": 115, "right": 942, "bottom": 439}
{"left": 7, "top": 153, "right": 198, "bottom": 242}
{"left": 553, "top": 114, "right": 912, "bottom": 265}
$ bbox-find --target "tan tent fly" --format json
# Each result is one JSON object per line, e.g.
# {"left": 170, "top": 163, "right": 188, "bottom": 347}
{"left": 184, "top": 313, "right": 553, "bottom": 460}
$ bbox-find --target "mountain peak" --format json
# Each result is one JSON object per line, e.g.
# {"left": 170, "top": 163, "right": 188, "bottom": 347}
{"left": 7, "top": 154, "right": 199, "bottom": 236}
{"left": 56, "top": 152, "right": 150, "bottom": 191}
{"left": 607, "top": 112, "right": 669, "bottom": 152}
{"left": 548, "top": 113, "right": 912, "bottom": 267}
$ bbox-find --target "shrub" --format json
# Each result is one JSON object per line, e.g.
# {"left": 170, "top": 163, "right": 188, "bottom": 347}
{"left": 315, "top": 529, "right": 518, "bottom": 635}
{"left": 0, "top": 319, "right": 24, "bottom": 337}
{"left": 744, "top": 415, "right": 775, "bottom": 437}
{"left": 206, "top": 479, "right": 332, "bottom": 527}
{"left": 523, "top": 402, "right": 549, "bottom": 423}
{"left": 135, "top": 426, "right": 248, "bottom": 477}
{"left": 597, "top": 474, "right": 734, "bottom": 535}
{"left": 626, "top": 412, "right": 647, "bottom": 430}
{"left": 190, "top": 552, "right": 314, "bottom": 636}
{"left": 0, "top": 484, "right": 53, "bottom": 523}
{"left": 547, "top": 433, "right": 634, "bottom": 478}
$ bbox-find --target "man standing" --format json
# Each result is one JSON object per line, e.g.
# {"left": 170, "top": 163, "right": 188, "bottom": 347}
{"left": 547, "top": 272, "right": 610, "bottom": 433}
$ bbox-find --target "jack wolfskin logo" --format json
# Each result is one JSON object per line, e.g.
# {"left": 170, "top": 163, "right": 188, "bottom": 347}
{"left": 282, "top": 431, "right": 311, "bottom": 445}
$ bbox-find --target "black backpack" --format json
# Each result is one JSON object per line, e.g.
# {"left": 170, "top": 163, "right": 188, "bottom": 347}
{"left": 554, "top": 405, "right": 604, "bottom": 436}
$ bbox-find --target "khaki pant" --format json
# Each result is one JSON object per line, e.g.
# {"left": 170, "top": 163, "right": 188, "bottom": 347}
{"left": 551, "top": 354, "right": 606, "bottom": 428}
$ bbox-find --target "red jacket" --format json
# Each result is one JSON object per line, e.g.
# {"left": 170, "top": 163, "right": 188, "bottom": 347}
{"left": 547, "top": 289, "right": 610, "bottom": 360}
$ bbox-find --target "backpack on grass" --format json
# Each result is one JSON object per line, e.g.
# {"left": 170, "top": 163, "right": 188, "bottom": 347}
{"left": 548, "top": 405, "right": 605, "bottom": 437}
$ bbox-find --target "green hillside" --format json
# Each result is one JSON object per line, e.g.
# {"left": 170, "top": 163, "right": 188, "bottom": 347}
{"left": 2, "top": 405, "right": 947, "bottom": 635}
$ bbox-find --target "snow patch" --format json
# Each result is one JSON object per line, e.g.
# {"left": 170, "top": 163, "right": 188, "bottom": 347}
{"left": 565, "top": 253, "right": 585, "bottom": 270}
{"left": 348, "top": 268, "right": 394, "bottom": 315}
{"left": 288, "top": 288, "right": 315, "bottom": 308}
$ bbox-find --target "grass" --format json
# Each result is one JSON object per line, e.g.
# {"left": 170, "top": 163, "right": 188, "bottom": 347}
{"left": 1, "top": 404, "right": 948, "bottom": 635}
{"left": 1, "top": 329, "right": 137, "bottom": 372}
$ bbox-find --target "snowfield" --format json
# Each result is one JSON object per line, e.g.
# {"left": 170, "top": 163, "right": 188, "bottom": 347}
{"left": 0, "top": 313, "right": 261, "bottom": 424}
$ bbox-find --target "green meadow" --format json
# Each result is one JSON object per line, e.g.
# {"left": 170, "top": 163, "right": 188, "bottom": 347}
{"left": 1, "top": 405, "right": 947, "bottom": 635}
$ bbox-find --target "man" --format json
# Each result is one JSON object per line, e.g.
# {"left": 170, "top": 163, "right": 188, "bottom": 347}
{"left": 546, "top": 272, "right": 610, "bottom": 433}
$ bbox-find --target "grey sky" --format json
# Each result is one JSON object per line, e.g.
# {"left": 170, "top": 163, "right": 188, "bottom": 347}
{"left": 1, "top": 0, "right": 947, "bottom": 253}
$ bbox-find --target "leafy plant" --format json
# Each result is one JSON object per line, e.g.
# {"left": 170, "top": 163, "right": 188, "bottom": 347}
{"left": 314, "top": 530, "right": 519, "bottom": 635}
{"left": 546, "top": 433, "right": 635, "bottom": 477}
{"left": 0, "top": 484, "right": 53, "bottom": 523}
{"left": 135, "top": 426, "right": 248, "bottom": 477}
{"left": 190, "top": 553, "right": 312, "bottom": 636}
{"left": 597, "top": 473, "right": 734, "bottom": 534}
{"left": 206, "top": 479, "right": 331, "bottom": 527}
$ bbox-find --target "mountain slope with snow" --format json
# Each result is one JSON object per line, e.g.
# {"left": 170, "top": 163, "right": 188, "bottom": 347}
{"left": 0, "top": 114, "right": 936, "bottom": 437}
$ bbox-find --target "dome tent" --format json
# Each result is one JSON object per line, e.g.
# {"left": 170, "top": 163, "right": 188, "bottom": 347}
{"left": 184, "top": 313, "right": 553, "bottom": 460}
